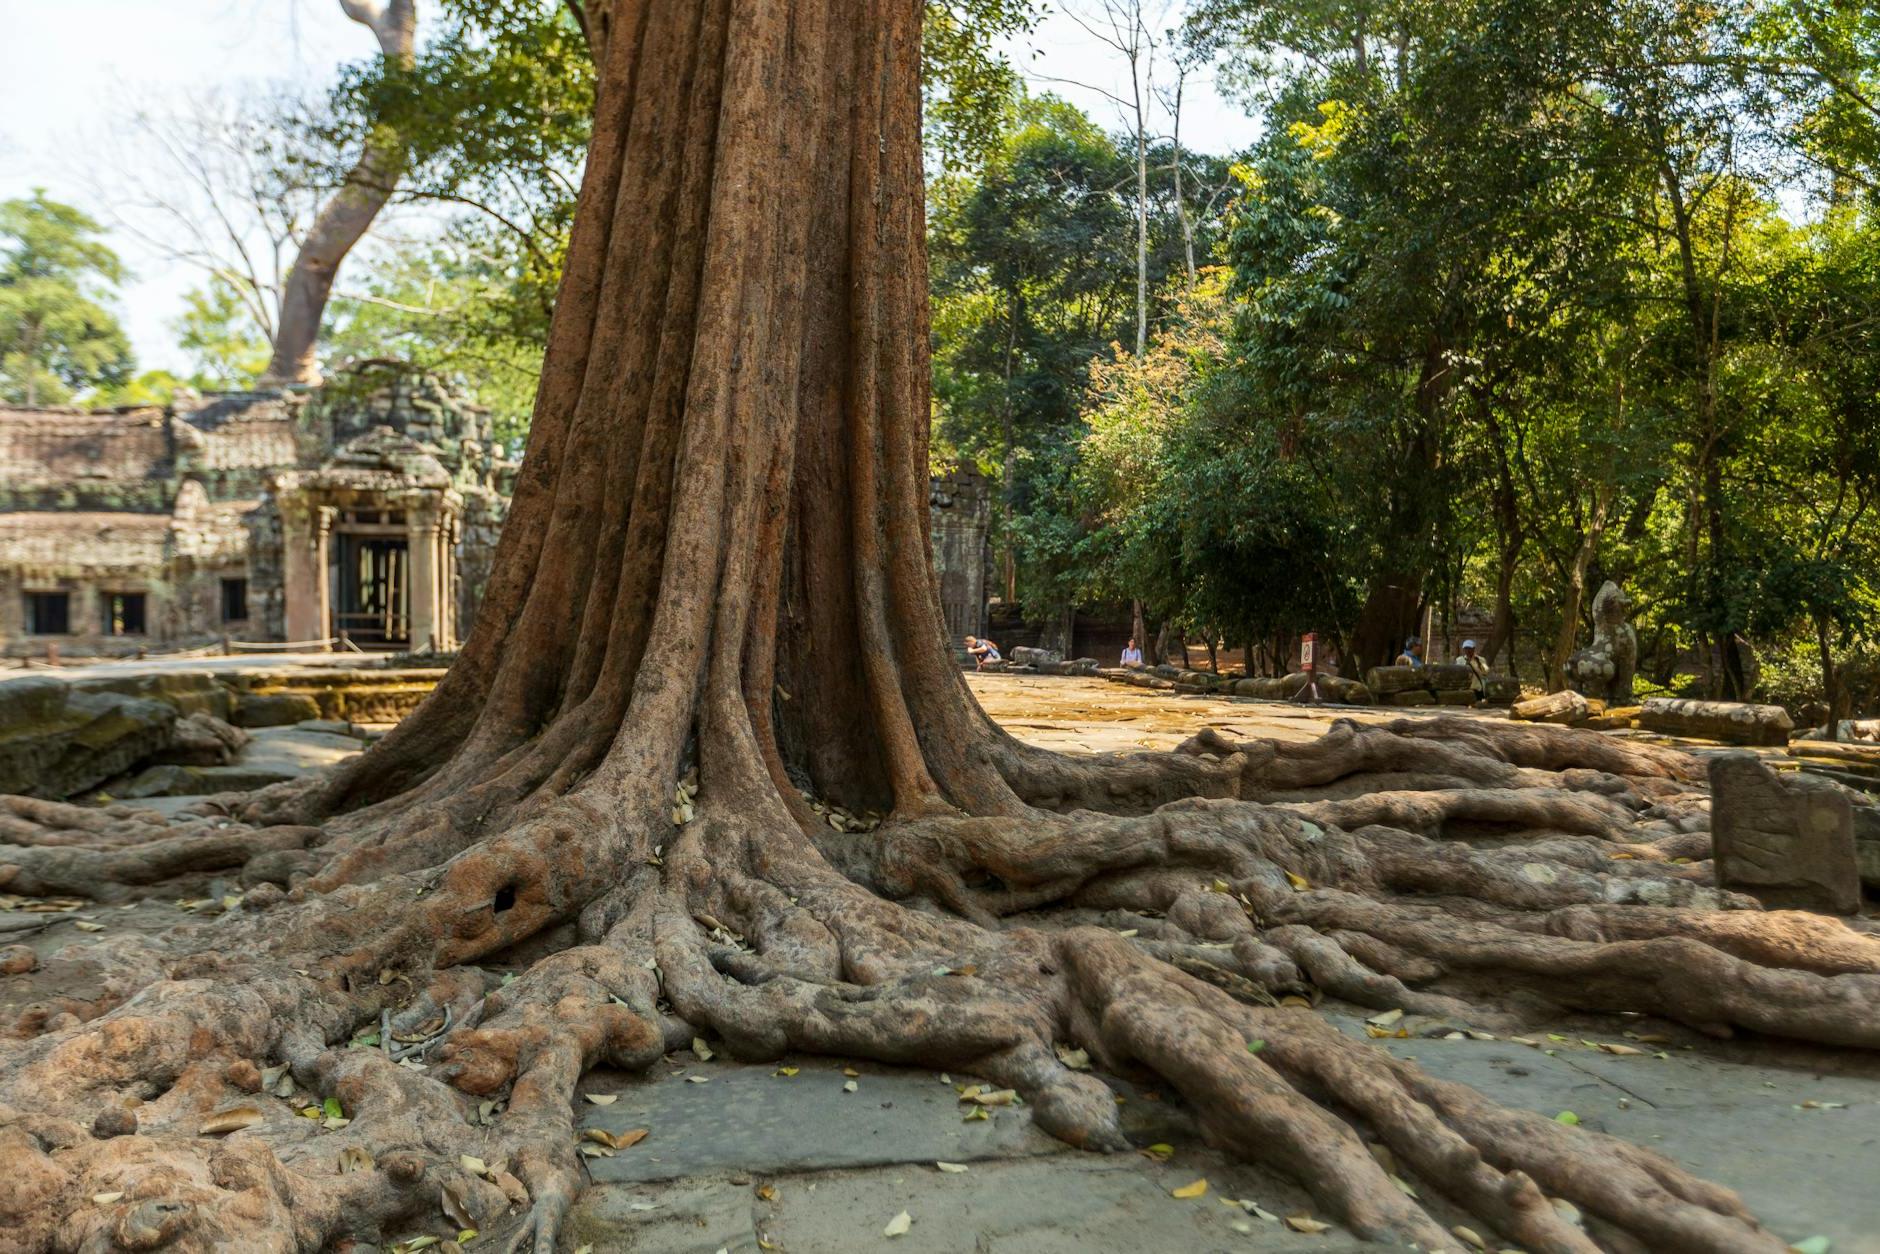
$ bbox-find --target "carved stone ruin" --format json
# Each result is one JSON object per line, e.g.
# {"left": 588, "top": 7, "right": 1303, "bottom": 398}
{"left": 1709, "top": 752, "right": 1862, "bottom": 914}
{"left": 1638, "top": 697, "right": 1793, "bottom": 746}
{"left": 1564, "top": 580, "right": 1638, "bottom": 704}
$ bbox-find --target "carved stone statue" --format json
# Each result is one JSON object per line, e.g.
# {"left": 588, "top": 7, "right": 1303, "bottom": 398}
{"left": 1564, "top": 580, "right": 1638, "bottom": 704}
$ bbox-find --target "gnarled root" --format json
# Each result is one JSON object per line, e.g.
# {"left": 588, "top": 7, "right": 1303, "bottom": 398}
{"left": 0, "top": 715, "right": 1868, "bottom": 1253}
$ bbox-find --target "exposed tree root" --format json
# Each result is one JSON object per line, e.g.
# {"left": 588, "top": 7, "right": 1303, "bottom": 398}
{"left": 0, "top": 711, "right": 1867, "bottom": 1253}
{"left": 2, "top": 3, "right": 1872, "bottom": 1249}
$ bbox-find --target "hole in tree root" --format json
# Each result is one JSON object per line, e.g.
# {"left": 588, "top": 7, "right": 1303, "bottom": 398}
{"left": 492, "top": 884, "right": 518, "bottom": 914}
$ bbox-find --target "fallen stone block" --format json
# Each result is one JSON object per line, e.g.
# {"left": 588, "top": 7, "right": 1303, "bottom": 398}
{"left": 1426, "top": 663, "right": 1476, "bottom": 693}
{"left": 1437, "top": 689, "right": 1477, "bottom": 706}
{"left": 1480, "top": 675, "right": 1521, "bottom": 704}
{"left": 1638, "top": 698, "right": 1793, "bottom": 746}
{"left": 1511, "top": 690, "right": 1588, "bottom": 725}
{"left": 234, "top": 692, "right": 325, "bottom": 728}
{"left": 1365, "top": 666, "right": 1427, "bottom": 696}
{"left": 151, "top": 712, "right": 250, "bottom": 767}
{"left": 1710, "top": 752, "right": 1860, "bottom": 914}
{"left": 0, "top": 676, "right": 177, "bottom": 800}
{"left": 71, "top": 671, "right": 233, "bottom": 720}
{"left": 1008, "top": 646, "right": 1063, "bottom": 667}
{"left": 1389, "top": 690, "right": 1436, "bottom": 707}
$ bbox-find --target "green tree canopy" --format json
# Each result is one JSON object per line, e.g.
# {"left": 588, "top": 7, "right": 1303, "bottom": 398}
{"left": 0, "top": 191, "right": 133, "bottom": 406}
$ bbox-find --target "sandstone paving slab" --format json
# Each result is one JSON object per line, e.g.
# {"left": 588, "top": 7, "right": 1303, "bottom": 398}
{"left": 1361, "top": 1030, "right": 1880, "bottom": 1251}
{"left": 239, "top": 726, "right": 367, "bottom": 775}
{"left": 749, "top": 1154, "right": 1367, "bottom": 1254}
{"left": 578, "top": 1056, "right": 1067, "bottom": 1184}
{"left": 569, "top": 1152, "right": 1366, "bottom": 1254}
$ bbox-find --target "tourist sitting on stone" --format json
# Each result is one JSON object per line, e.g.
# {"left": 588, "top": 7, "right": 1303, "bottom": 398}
{"left": 1120, "top": 637, "right": 1144, "bottom": 667}
{"left": 1456, "top": 639, "right": 1489, "bottom": 695}
{"left": 964, "top": 635, "right": 1001, "bottom": 669}
{"left": 1394, "top": 636, "right": 1425, "bottom": 668}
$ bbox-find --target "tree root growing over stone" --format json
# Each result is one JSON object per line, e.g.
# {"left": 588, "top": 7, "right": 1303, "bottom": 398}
{"left": 4, "top": 4, "right": 1878, "bottom": 1252}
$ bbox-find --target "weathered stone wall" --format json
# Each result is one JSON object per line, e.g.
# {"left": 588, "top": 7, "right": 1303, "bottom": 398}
{"left": 930, "top": 463, "right": 990, "bottom": 648}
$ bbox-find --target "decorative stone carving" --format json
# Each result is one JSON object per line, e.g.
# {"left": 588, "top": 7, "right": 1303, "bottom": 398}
{"left": 1512, "top": 690, "right": 1589, "bottom": 725}
{"left": 1710, "top": 752, "right": 1861, "bottom": 914}
{"left": 1564, "top": 581, "right": 1638, "bottom": 704}
{"left": 1638, "top": 697, "right": 1793, "bottom": 746}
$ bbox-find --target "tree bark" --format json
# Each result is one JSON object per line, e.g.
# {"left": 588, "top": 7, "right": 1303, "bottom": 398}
{"left": 261, "top": 0, "right": 418, "bottom": 386}
{"left": 0, "top": 9, "right": 1868, "bottom": 1254}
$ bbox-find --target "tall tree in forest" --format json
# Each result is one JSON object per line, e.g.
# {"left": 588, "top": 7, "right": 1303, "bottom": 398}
{"left": 0, "top": 191, "right": 133, "bottom": 406}
{"left": 263, "top": 0, "right": 418, "bottom": 385}
{"left": 4, "top": 6, "right": 1879, "bottom": 1254}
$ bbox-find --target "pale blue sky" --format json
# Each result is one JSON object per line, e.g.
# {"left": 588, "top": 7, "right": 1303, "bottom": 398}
{"left": 0, "top": 2, "right": 1259, "bottom": 376}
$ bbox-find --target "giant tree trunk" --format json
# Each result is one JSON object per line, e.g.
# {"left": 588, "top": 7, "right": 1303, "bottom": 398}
{"left": 2, "top": 6, "right": 1874, "bottom": 1253}
{"left": 261, "top": 0, "right": 417, "bottom": 386}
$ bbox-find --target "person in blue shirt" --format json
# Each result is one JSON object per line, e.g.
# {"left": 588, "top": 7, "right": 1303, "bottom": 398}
{"left": 1394, "top": 636, "right": 1425, "bottom": 668}
{"left": 964, "top": 635, "right": 1001, "bottom": 669}
{"left": 1120, "top": 637, "right": 1144, "bottom": 667}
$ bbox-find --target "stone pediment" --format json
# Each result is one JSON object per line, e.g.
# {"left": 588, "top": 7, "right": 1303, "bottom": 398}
{"left": 274, "top": 426, "right": 452, "bottom": 495}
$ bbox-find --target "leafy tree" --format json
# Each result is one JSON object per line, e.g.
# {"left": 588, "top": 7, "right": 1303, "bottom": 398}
{"left": 0, "top": 191, "right": 133, "bottom": 406}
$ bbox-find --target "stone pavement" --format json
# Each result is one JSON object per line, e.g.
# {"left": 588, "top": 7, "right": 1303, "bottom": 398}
{"left": 563, "top": 1024, "right": 1880, "bottom": 1253}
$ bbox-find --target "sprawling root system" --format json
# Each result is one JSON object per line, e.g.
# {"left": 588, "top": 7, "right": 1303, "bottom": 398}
{"left": 5, "top": 2, "right": 1877, "bottom": 1251}
{"left": 4, "top": 716, "right": 1876, "bottom": 1253}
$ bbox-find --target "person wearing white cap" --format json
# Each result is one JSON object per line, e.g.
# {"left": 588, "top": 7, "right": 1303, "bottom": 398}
{"left": 1455, "top": 638, "right": 1489, "bottom": 698}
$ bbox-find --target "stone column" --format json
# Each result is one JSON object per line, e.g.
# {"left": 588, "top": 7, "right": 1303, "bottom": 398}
{"left": 314, "top": 507, "right": 334, "bottom": 650}
{"left": 407, "top": 505, "right": 441, "bottom": 653}
{"left": 281, "top": 498, "right": 323, "bottom": 645}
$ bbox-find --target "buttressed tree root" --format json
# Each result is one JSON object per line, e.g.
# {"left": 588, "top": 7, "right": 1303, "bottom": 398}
{"left": 4, "top": 3, "right": 1879, "bottom": 1251}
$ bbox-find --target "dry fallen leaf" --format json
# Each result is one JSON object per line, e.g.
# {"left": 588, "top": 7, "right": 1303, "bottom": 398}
{"left": 966, "top": 1088, "right": 1016, "bottom": 1107}
{"left": 1598, "top": 1043, "right": 1645, "bottom": 1056}
{"left": 692, "top": 1037, "right": 715, "bottom": 1062}
{"left": 883, "top": 1210, "right": 912, "bottom": 1238}
{"left": 577, "top": 1144, "right": 615, "bottom": 1159}
{"left": 1055, "top": 1045, "right": 1092, "bottom": 1071}
{"left": 1283, "top": 871, "right": 1310, "bottom": 892}
{"left": 1285, "top": 1214, "right": 1331, "bottom": 1234}
{"left": 1452, "top": 1224, "right": 1488, "bottom": 1250}
{"left": 773, "top": 1066, "right": 799, "bottom": 1078}
{"left": 441, "top": 1179, "right": 476, "bottom": 1230}
{"left": 200, "top": 1106, "right": 265, "bottom": 1135}
{"left": 73, "top": 920, "right": 106, "bottom": 932}
{"left": 1366, "top": 1008, "right": 1405, "bottom": 1028}
{"left": 935, "top": 1161, "right": 969, "bottom": 1173}
{"left": 842, "top": 1080, "right": 858, "bottom": 1093}
{"left": 494, "top": 1170, "right": 529, "bottom": 1207}
{"left": 338, "top": 1147, "right": 375, "bottom": 1174}
{"left": 687, "top": 1076, "right": 710, "bottom": 1084}
{"left": 91, "top": 1192, "right": 125, "bottom": 1205}
{"left": 459, "top": 1155, "right": 487, "bottom": 1176}
{"left": 756, "top": 1183, "right": 777, "bottom": 1201}
{"left": 584, "top": 1093, "right": 618, "bottom": 1106}
{"left": 1171, "top": 1178, "right": 1209, "bottom": 1199}
{"left": 1140, "top": 1143, "right": 1175, "bottom": 1162}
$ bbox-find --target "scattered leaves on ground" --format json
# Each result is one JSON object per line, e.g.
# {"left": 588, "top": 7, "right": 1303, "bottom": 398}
{"left": 1285, "top": 1214, "right": 1331, "bottom": 1234}
{"left": 91, "top": 1192, "right": 124, "bottom": 1205}
{"left": 883, "top": 1210, "right": 912, "bottom": 1237}
{"left": 843, "top": 1080, "right": 858, "bottom": 1093}
{"left": 338, "top": 1147, "right": 375, "bottom": 1174}
{"left": 756, "top": 1184, "right": 777, "bottom": 1201}
{"left": 1171, "top": 1178, "right": 1208, "bottom": 1199}
{"left": 773, "top": 1067, "right": 799, "bottom": 1078}
{"left": 1554, "top": 1111, "right": 1580, "bottom": 1126}
{"left": 1140, "top": 1143, "right": 1174, "bottom": 1162}
{"left": 585, "top": 1093, "right": 618, "bottom": 1105}
{"left": 935, "top": 1162, "right": 969, "bottom": 1173}
{"left": 440, "top": 1179, "right": 476, "bottom": 1230}
{"left": 693, "top": 1037, "right": 715, "bottom": 1062}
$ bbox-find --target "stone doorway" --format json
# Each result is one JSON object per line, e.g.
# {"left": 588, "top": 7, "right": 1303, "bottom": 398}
{"left": 334, "top": 531, "right": 409, "bottom": 649}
